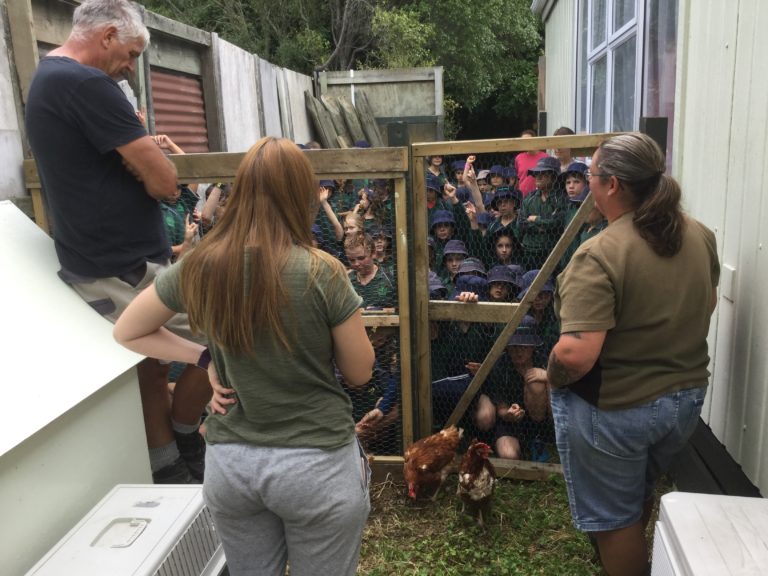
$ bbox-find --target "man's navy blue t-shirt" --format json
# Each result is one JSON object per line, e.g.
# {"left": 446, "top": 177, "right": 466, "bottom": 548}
{"left": 25, "top": 56, "right": 170, "bottom": 277}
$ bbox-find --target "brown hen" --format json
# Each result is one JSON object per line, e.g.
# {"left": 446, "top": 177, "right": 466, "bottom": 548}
{"left": 457, "top": 440, "right": 496, "bottom": 526}
{"left": 403, "top": 425, "right": 463, "bottom": 500}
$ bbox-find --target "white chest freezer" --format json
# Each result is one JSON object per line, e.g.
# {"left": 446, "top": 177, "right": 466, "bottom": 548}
{"left": 24, "top": 484, "right": 226, "bottom": 576}
{"left": 652, "top": 491, "right": 768, "bottom": 576}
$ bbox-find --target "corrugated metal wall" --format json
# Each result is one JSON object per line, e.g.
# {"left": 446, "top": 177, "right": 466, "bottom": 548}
{"left": 150, "top": 68, "right": 209, "bottom": 153}
{"left": 543, "top": 0, "right": 577, "bottom": 132}
{"left": 675, "top": 0, "right": 768, "bottom": 494}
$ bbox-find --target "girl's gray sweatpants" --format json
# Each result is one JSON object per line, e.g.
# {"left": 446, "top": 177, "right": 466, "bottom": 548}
{"left": 203, "top": 439, "right": 371, "bottom": 576}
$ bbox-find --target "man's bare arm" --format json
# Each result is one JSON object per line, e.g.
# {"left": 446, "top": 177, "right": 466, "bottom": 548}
{"left": 117, "top": 136, "right": 177, "bottom": 201}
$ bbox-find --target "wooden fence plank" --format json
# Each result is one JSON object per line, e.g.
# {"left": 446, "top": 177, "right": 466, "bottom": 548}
{"left": 304, "top": 91, "right": 337, "bottom": 149}
{"left": 412, "top": 133, "right": 618, "bottom": 157}
{"left": 338, "top": 95, "right": 367, "bottom": 144}
{"left": 356, "top": 91, "right": 385, "bottom": 148}
{"left": 429, "top": 301, "right": 521, "bottom": 323}
{"left": 6, "top": 0, "right": 39, "bottom": 105}
{"left": 370, "top": 455, "right": 561, "bottom": 483}
{"left": 320, "top": 95, "right": 352, "bottom": 144}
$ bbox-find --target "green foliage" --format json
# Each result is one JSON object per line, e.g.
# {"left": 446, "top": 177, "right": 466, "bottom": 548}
{"left": 368, "top": 6, "right": 436, "bottom": 69}
{"left": 140, "top": 0, "right": 543, "bottom": 135}
{"left": 275, "top": 28, "right": 332, "bottom": 71}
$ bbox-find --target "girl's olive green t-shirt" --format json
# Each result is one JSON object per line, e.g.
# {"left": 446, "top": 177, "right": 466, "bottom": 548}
{"left": 155, "top": 246, "right": 363, "bottom": 449}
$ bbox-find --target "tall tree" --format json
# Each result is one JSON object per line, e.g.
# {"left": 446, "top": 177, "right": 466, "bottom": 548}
{"left": 141, "top": 0, "right": 542, "bottom": 137}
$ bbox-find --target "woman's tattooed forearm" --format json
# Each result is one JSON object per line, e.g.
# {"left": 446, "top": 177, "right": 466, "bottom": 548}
{"left": 547, "top": 349, "right": 582, "bottom": 388}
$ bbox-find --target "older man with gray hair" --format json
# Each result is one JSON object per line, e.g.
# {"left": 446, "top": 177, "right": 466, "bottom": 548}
{"left": 25, "top": 0, "right": 210, "bottom": 484}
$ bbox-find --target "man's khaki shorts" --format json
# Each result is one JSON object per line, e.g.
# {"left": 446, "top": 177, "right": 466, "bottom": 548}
{"left": 66, "top": 260, "right": 205, "bottom": 346}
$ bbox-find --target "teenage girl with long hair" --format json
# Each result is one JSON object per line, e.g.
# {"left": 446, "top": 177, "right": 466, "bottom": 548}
{"left": 114, "top": 136, "right": 375, "bottom": 576}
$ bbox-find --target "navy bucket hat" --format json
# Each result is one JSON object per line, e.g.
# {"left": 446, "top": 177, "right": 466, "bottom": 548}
{"left": 491, "top": 186, "right": 522, "bottom": 209}
{"left": 507, "top": 315, "right": 542, "bottom": 347}
{"left": 426, "top": 173, "right": 443, "bottom": 192}
{"left": 528, "top": 156, "right": 561, "bottom": 176}
{"left": 517, "top": 269, "right": 555, "bottom": 300}
{"left": 489, "top": 164, "right": 505, "bottom": 177}
{"left": 442, "top": 239, "right": 468, "bottom": 259}
{"left": 487, "top": 265, "right": 516, "bottom": 285}
{"left": 430, "top": 210, "right": 455, "bottom": 230}
{"left": 457, "top": 257, "right": 487, "bottom": 277}
{"left": 428, "top": 270, "right": 447, "bottom": 299}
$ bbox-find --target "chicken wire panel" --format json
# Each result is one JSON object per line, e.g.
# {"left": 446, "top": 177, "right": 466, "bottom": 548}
{"left": 425, "top": 151, "right": 605, "bottom": 463}
{"left": 315, "top": 176, "right": 404, "bottom": 457}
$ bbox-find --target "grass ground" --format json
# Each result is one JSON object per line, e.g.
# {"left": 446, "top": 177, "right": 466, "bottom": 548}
{"left": 359, "top": 473, "right": 672, "bottom": 576}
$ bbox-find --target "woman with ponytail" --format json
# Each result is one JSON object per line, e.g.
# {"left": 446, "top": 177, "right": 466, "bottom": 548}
{"left": 544, "top": 133, "right": 720, "bottom": 576}
{"left": 114, "top": 137, "right": 375, "bottom": 576}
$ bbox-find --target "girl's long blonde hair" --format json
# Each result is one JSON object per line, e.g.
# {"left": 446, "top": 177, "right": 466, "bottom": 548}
{"left": 180, "top": 136, "right": 344, "bottom": 353}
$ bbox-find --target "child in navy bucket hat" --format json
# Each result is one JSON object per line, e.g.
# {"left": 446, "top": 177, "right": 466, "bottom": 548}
{"left": 558, "top": 161, "right": 608, "bottom": 272}
{"left": 518, "top": 156, "right": 569, "bottom": 271}
{"left": 474, "top": 314, "right": 552, "bottom": 461}
{"left": 517, "top": 269, "right": 559, "bottom": 366}
{"left": 439, "top": 238, "right": 468, "bottom": 292}
{"left": 487, "top": 265, "right": 519, "bottom": 303}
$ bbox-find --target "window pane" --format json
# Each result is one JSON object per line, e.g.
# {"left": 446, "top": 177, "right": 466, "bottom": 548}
{"left": 612, "top": 36, "right": 637, "bottom": 131}
{"left": 577, "top": 0, "right": 589, "bottom": 131}
{"left": 591, "top": 56, "right": 607, "bottom": 133}
{"left": 644, "top": 0, "right": 678, "bottom": 168}
{"left": 591, "top": 0, "right": 607, "bottom": 50}
{"left": 613, "top": 0, "right": 636, "bottom": 31}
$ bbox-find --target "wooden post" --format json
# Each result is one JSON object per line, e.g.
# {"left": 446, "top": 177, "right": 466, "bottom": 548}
{"left": 394, "top": 176, "right": 414, "bottom": 448}
{"left": 411, "top": 158, "right": 432, "bottom": 439}
{"left": 6, "top": 0, "right": 40, "bottom": 105}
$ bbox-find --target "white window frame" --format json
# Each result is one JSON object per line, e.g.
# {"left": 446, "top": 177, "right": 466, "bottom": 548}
{"left": 577, "top": 0, "right": 645, "bottom": 133}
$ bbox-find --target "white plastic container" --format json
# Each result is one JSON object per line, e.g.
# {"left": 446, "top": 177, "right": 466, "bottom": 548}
{"left": 652, "top": 491, "right": 768, "bottom": 576}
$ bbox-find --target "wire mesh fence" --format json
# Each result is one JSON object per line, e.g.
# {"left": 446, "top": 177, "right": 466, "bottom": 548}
{"left": 313, "top": 175, "right": 405, "bottom": 457}
{"left": 420, "top": 141, "right": 608, "bottom": 464}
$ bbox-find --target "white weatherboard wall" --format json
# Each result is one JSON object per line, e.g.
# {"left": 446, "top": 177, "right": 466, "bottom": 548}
{"left": 0, "top": 202, "right": 151, "bottom": 575}
{"left": 258, "top": 57, "right": 283, "bottom": 137}
{"left": 214, "top": 34, "right": 262, "bottom": 152}
{"left": 0, "top": 7, "right": 25, "bottom": 201}
{"left": 282, "top": 67, "right": 314, "bottom": 144}
{"left": 675, "top": 0, "right": 768, "bottom": 495}
{"left": 539, "top": 0, "right": 577, "bottom": 132}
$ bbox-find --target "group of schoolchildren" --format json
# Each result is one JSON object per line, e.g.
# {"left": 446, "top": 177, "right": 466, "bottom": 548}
{"left": 309, "top": 176, "right": 401, "bottom": 453}
{"left": 425, "top": 138, "right": 607, "bottom": 462}
{"left": 154, "top": 131, "right": 607, "bottom": 462}
{"left": 153, "top": 135, "right": 402, "bottom": 453}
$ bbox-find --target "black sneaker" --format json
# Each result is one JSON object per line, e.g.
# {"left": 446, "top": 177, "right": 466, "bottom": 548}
{"left": 152, "top": 456, "right": 198, "bottom": 484}
{"left": 175, "top": 430, "right": 206, "bottom": 482}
